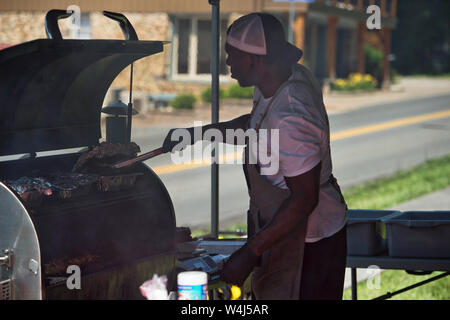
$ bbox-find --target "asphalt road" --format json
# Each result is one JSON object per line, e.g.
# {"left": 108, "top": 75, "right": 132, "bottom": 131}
{"left": 132, "top": 93, "right": 450, "bottom": 229}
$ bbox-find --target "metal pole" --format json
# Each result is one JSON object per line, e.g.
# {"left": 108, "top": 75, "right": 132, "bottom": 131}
{"left": 127, "top": 63, "right": 133, "bottom": 142}
{"left": 209, "top": 0, "right": 220, "bottom": 239}
{"left": 372, "top": 272, "right": 450, "bottom": 301}
{"left": 351, "top": 268, "right": 358, "bottom": 300}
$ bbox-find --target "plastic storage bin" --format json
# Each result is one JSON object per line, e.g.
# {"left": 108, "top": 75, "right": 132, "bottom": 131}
{"left": 382, "top": 211, "right": 450, "bottom": 258}
{"left": 346, "top": 210, "right": 400, "bottom": 256}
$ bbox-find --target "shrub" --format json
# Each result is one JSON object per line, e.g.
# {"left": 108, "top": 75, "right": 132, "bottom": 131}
{"left": 365, "top": 44, "right": 383, "bottom": 86}
{"left": 226, "top": 84, "right": 254, "bottom": 99}
{"left": 171, "top": 94, "right": 196, "bottom": 110}
{"left": 333, "top": 73, "right": 377, "bottom": 92}
{"left": 200, "top": 87, "right": 226, "bottom": 103}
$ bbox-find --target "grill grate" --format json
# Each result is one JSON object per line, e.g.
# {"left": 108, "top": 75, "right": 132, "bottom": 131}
{"left": 0, "top": 279, "right": 12, "bottom": 300}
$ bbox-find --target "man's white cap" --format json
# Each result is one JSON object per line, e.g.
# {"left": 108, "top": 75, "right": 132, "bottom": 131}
{"left": 226, "top": 13, "right": 303, "bottom": 65}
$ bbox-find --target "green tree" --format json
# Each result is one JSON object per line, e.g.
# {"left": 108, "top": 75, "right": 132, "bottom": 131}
{"left": 391, "top": 0, "right": 449, "bottom": 75}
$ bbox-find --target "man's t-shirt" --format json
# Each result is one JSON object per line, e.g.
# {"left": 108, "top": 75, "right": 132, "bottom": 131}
{"left": 248, "top": 64, "right": 347, "bottom": 243}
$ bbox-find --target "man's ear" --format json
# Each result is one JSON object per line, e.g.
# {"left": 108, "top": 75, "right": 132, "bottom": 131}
{"left": 248, "top": 54, "right": 255, "bottom": 67}
{"left": 245, "top": 53, "right": 255, "bottom": 67}
{"left": 249, "top": 54, "right": 261, "bottom": 69}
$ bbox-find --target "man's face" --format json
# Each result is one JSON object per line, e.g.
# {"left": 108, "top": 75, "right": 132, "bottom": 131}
{"left": 225, "top": 42, "right": 255, "bottom": 87}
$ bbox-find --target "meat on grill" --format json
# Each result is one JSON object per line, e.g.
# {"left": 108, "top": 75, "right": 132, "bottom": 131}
{"left": 4, "top": 142, "right": 142, "bottom": 204}
{"left": 6, "top": 176, "right": 53, "bottom": 196}
{"left": 72, "top": 141, "right": 141, "bottom": 174}
{"left": 50, "top": 172, "right": 99, "bottom": 198}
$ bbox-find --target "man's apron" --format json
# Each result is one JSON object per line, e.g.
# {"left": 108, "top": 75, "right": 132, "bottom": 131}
{"left": 243, "top": 79, "right": 308, "bottom": 300}
{"left": 243, "top": 75, "right": 346, "bottom": 300}
{"left": 244, "top": 159, "right": 308, "bottom": 299}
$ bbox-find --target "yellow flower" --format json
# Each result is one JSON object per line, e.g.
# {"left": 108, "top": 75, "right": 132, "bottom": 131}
{"left": 352, "top": 73, "right": 363, "bottom": 82}
{"left": 335, "top": 79, "right": 346, "bottom": 87}
{"left": 348, "top": 73, "right": 358, "bottom": 81}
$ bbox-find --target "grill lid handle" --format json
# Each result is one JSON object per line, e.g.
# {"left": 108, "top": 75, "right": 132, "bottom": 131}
{"left": 102, "top": 11, "right": 138, "bottom": 41}
{"left": 0, "top": 249, "right": 14, "bottom": 270}
{"left": 45, "top": 9, "right": 73, "bottom": 40}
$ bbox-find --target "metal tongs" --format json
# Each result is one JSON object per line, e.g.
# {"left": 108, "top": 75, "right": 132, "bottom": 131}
{"left": 111, "top": 147, "right": 164, "bottom": 169}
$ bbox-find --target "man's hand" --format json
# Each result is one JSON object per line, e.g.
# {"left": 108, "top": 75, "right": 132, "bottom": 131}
{"left": 162, "top": 127, "right": 195, "bottom": 153}
{"left": 220, "top": 243, "right": 260, "bottom": 287}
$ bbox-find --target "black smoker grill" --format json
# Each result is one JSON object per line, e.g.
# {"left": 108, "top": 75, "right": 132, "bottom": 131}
{"left": 0, "top": 10, "right": 245, "bottom": 300}
{"left": 0, "top": 11, "right": 178, "bottom": 300}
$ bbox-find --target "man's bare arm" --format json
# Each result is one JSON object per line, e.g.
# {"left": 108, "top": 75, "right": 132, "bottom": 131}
{"left": 162, "top": 113, "right": 251, "bottom": 152}
{"left": 202, "top": 113, "right": 250, "bottom": 138}
{"left": 247, "top": 161, "right": 321, "bottom": 256}
{"left": 219, "top": 161, "right": 321, "bottom": 286}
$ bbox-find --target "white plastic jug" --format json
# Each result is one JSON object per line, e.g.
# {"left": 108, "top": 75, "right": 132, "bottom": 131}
{"left": 177, "top": 271, "right": 208, "bottom": 300}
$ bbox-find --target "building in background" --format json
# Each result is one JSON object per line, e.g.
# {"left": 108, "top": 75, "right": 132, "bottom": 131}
{"left": 0, "top": 0, "right": 397, "bottom": 109}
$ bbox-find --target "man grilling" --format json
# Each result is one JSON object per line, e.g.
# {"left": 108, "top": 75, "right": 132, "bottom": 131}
{"left": 162, "top": 13, "right": 348, "bottom": 300}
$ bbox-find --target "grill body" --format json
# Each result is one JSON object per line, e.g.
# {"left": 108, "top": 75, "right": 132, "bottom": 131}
{"left": 0, "top": 153, "right": 177, "bottom": 299}
{"left": 0, "top": 12, "right": 176, "bottom": 300}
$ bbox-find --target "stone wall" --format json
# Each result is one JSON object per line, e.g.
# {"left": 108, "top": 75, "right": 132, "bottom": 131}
{"left": 0, "top": 11, "right": 195, "bottom": 96}
{"left": 97, "top": 12, "right": 173, "bottom": 95}
{"left": 0, "top": 12, "right": 47, "bottom": 42}
{"left": 0, "top": 11, "right": 240, "bottom": 102}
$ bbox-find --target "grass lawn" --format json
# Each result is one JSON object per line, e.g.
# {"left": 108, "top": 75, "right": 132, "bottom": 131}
{"left": 342, "top": 154, "right": 450, "bottom": 300}
{"left": 343, "top": 154, "right": 450, "bottom": 210}
{"left": 342, "top": 270, "right": 450, "bottom": 300}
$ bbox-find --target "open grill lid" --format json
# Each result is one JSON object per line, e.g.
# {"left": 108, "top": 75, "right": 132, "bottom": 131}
{"left": 0, "top": 39, "right": 163, "bottom": 156}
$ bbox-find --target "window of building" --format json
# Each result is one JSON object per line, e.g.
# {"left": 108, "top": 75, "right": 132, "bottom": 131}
{"left": 171, "top": 16, "right": 229, "bottom": 81}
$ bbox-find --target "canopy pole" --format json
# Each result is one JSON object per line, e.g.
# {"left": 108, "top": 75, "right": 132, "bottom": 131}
{"left": 127, "top": 63, "right": 133, "bottom": 142}
{"left": 209, "top": 0, "right": 220, "bottom": 239}
{"left": 288, "top": 2, "right": 295, "bottom": 44}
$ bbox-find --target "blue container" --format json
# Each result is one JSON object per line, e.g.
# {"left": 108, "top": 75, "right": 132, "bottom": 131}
{"left": 382, "top": 211, "right": 450, "bottom": 258}
{"left": 347, "top": 210, "right": 401, "bottom": 256}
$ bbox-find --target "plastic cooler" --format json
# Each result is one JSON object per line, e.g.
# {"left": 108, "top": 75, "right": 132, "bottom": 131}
{"left": 382, "top": 211, "right": 450, "bottom": 258}
{"left": 346, "top": 210, "right": 400, "bottom": 256}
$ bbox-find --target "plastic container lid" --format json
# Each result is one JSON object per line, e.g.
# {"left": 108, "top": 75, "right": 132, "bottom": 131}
{"left": 347, "top": 210, "right": 401, "bottom": 225}
{"left": 177, "top": 271, "right": 207, "bottom": 286}
{"left": 382, "top": 211, "right": 450, "bottom": 228}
